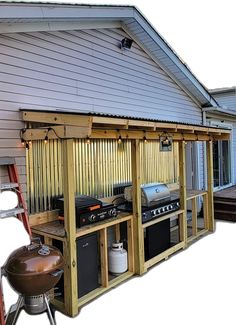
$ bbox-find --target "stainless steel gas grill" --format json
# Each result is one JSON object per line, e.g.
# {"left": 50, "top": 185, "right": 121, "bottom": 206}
{"left": 120, "top": 183, "right": 180, "bottom": 223}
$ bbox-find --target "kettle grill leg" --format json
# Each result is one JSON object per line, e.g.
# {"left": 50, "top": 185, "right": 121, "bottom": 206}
{"left": 43, "top": 294, "right": 56, "bottom": 325}
{"left": 6, "top": 295, "right": 24, "bottom": 325}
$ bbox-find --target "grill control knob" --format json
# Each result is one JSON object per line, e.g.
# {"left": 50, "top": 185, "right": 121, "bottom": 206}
{"left": 109, "top": 208, "right": 117, "bottom": 216}
{"left": 89, "top": 214, "right": 96, "bottom": 221}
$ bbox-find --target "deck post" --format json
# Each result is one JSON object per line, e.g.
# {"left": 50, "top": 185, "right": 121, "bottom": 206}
{"left": 178, "top": 141, "right": 187, "bottom": 246}
{"left": 206, "top": 140, "right": 215, "bottom": 232}
{"left": 131, "top": 139, "right": 146, "bottom": 274}
{"left": 62, "top": 139, "right": 78, "bottom": 316}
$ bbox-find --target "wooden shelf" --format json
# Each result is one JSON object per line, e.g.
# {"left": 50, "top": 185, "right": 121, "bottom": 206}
{"left": 171, "top": 189, "right": 208, "bottom": 201}
{"left": 52, "top": 271, "right": 134, "bottom": 314}
{"left": 144, "top": 242, "right": 185, "bottom": 269}
{"left": 31, "top": 212, "right": 132, "bottom": 239}
{"left": 77, "top": 271, "right": 133, "bottom": 308}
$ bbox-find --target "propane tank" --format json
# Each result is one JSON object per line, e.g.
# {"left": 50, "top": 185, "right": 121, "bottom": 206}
{"left": 108, "top": 241, "right": 128, "bottom": 275}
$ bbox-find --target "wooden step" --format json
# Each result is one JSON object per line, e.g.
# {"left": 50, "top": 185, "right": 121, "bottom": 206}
{"left": 214, "top": 209, "right": 236, "bottom": 216}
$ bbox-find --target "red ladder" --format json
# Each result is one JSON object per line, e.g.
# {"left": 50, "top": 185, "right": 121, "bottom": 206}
{"left": 0, "top": 157, "right": 32, "bottom": 325}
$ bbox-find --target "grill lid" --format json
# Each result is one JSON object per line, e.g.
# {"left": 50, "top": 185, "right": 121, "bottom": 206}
{"left": 124, "top": 183, "right": 171, "bottom": 207}
{"left": 4, "top": 244, "right": 64, "bottom": 276}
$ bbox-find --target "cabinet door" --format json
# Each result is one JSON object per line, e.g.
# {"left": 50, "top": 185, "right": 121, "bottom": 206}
{"left": 77, "top": 233, "right": 99, "bottom": 298}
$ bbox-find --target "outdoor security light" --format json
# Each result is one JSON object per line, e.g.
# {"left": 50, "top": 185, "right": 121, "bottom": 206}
{"left": 121, "top": 37, "right": 133, "bottom": 49}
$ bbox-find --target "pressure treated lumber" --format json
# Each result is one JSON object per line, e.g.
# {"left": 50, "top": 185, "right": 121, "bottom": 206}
{"left": 206, "top": 141, "right": 214, "bottom": 231}
{"left": 131, "top": 139, "right": 146, "bottom": 275}
{"left": 62, "top": 139, "right": 78, "bottom": 316}
{"left": 178, "top": 141, "right": 187, "bottom": 245}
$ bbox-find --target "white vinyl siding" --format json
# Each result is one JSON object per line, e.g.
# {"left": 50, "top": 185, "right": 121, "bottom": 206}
{"left": 0, "top": 27, "right": 202, "bottom": 193}
{"left": 213, "top": 92, "right": 236, "bottom": 111}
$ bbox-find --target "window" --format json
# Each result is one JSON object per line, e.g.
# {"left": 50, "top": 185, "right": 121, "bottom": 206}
{"left": 213, "top": 140, "right": 231, "bottom": 188}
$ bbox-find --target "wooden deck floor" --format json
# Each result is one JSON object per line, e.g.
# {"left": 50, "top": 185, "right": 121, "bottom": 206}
{"left": 214, "top": 186, "right": 236, "bottom": 221}
{"left": 214, "top": 186, "right": 236, "bottom": 200}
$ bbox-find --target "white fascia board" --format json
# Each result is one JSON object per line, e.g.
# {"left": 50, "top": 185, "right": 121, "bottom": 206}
{"left": 0, "top": 20, "right": 122, "bottom": 34}
{"left": 206, "top": 110, "right": 236, "bottom": 121}
{"left": 0, "top": 4, "right": 135, "bottom": 19}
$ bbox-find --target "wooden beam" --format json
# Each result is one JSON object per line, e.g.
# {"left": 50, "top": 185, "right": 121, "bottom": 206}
{"left": 179, "top": 141, "right": 187, "bottom": 246}
{"left": 22, "top": 124, "right": 230, "bottom": 142}
{"left": 23, "top": 125, "right": 90, "bottom": 141}
{"left": 206, "top": 141, "right": 215, "bottom": 231}
{"left": 90, "top": 130, "right": 212, "bottom": 141}
{"left": 62, "top": 139, "right": 78, "bottom": 317}
{"left": 92, "top": 116, "right": 128, "bottom": 127}
{"left": 22, "top": 111, "right": 92, "bottom": 127}
{"left": 131, "top": 139, "right": 146, "bottom": 275}
{"left": 212, "top": 134, "right": 230, "bottom": 141}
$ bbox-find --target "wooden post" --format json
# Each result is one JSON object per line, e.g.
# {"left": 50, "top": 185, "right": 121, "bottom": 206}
{"left": 131, "top": 139, "right": 145, "bottom": 275}
{"left": 178, "top": 141, "right": 187, "bottom": 246}
{"left": 203, "top": 193, "right": 209, "bottom": 230}
{"left": 192, "top": 197, "right": 197, "bottom": 236}
{"left": 206, "top": 141, "right": 215, "bottom": 231}
{"left": 127, "top": 218, "right": 135, "bottom": 273}
{"left": 62, "top": 139, "right": 78, "bottom": 316}
{"left": 100, "top": 228, "right": 109, "bottom": 288}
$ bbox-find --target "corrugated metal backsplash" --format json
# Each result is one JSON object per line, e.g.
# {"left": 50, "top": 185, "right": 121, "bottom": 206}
{"left": 26, "top": 139, "right": 178, "bottom": 214}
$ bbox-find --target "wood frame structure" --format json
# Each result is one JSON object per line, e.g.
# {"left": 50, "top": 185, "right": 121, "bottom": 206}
{"left": 22, "top": 110, "right": 230, "bottom": 317}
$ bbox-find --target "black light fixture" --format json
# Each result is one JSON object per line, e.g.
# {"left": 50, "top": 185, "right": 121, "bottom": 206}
{"left": 159, "top": 134, "right": 173, "bottom": 152}
{"left": 121, "top": 37, "right": 133, "bottom": 50}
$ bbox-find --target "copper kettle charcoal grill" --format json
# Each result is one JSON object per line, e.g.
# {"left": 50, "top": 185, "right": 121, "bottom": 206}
{"left": 2, "top": 238, "right": 64, "bottom": 325}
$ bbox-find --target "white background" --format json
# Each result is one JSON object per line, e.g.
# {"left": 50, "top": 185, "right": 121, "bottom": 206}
{"left": 1, "top": 0, "right": 236, "bottom": 324}
{"left": 1, "top": 219, "right": 236, "bottom": 325}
